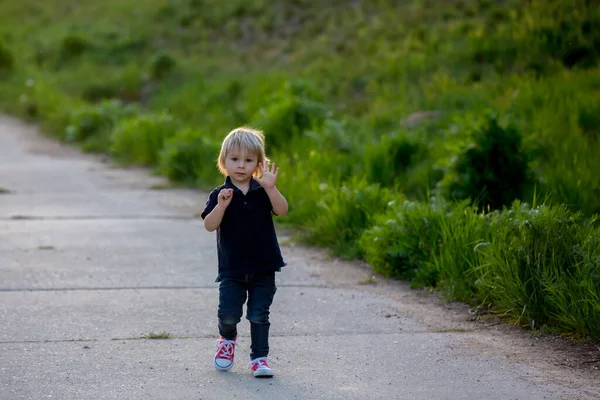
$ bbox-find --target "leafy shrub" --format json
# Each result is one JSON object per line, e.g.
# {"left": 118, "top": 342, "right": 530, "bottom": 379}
{"left": 0, "top": 43, "right": 14, "bottom": 77}
{"left": 82, "top": 83, "right": 118, "bottom": 103}
{"left": 150, "top": 53, "right": 176, "bottom": 80}
{"left": 359, "top": 199, "right": 446, "bottom": 283}
{"left": 473, "top": 202, "right": 600, "bottom": 337}
{"left": 577, "top": 100, "right": 600, "bottom": 138}
{"left": 110, "top": 112, "right": 181, "bottom": 166}
{"left": 251, "top": 80, "right": 329, "bottom": 150}
{"left": 471, "top": 35, "right": 519, "bottom": 73}
{"left": 302, "top": 179, "right": 393, "bottom": 259}
{"left": 64, "top": 99, "right": 139, "bottom": 152}
{"left": 18, "top": 78, "right": 83, "bottom": 135}
{"left": 304, "top": 118, "right": 358, "bottom": 155}
{"left": 59, "top": 34, "right": 90, "bottom": 62}
{"left": 88, "top": 33, "right": 149, "bottom": 65}
{"left": 507, "top": 73, "right": 600, "bottom": 216}
{"left": 363, "top": 132, "right": 423, "bottom": 187}
{"left": 441, "top": 111, "right": 532, "bottom": 211}
{"left": 159, "top": 128, "right": 221, "bottom": 187}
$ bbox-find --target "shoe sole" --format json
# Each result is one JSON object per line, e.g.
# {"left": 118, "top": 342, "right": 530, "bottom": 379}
{"left": 214, "top": 360, "right": 234, "bottom": 372}
{"left": 253, "top": 370, "right": 274, "bottom": 378}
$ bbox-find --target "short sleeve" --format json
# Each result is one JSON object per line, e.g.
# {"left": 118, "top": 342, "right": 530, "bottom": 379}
{"left": 200, "top": 188, "right": 220, "bottom": 220}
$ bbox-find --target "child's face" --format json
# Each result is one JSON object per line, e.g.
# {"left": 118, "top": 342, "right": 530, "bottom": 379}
{"left": 225, "top": 147, "right": 259, "bottom": 185}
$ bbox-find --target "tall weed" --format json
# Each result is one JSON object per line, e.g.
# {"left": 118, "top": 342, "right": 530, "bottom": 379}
{"left": 302, "top": 178, "right": 393, "bottom": 259}
{"left": 159, "top": 127, "right": 221, "bottom": 188}
{"left": 250, "top": 80, "right": 329, "bottom": 150}
{"left": 110, "top": 112, "right": 180, "bottom": 166}
{"left": 433, "top": 201, "right": 491, "bottom": 301}
{"left": 509, "top": 71, "right": 600, "bottom": 215}
{"left": 363, "top": 131, "right": 423, "bottom": 187}
{"left": 473, "top": 202, "right": 600, "bottom": 335}
{"left": 65, "top": 99, "right": 139, "bottom": 152}
{"left": 359, "top": 198, "right": 446, "bottom": 283}
{"left": 0, "top": 43, "right": 14, "bottom": 78}
{"left": 440, "top": 110, "right": 532, "bottom": 211}
{"left": 543, "top": 230, "right": 600, "bottom": 337}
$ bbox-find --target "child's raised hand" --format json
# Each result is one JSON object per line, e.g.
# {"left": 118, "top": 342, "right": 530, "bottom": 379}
{"left": 217, "top": 188, "right": 233, "bottom": 208}
{"left": 256, "top": 161, "right": 279, "bottom": 190}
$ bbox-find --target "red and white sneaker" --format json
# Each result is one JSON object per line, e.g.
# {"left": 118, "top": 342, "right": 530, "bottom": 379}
{"left": 214, "top": 337, "right": 237, "bottom": 371}
{"left": 248, "top": 357, "right": 275, "bottom": 378}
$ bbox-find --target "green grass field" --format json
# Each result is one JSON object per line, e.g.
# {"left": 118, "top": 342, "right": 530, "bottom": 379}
{"left": 1, "top": 0, "right": 599, "bottom": 339}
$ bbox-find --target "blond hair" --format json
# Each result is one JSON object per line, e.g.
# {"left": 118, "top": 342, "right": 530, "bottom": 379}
{"left": 217, "top": 126, "right": 269, "bottom": 176}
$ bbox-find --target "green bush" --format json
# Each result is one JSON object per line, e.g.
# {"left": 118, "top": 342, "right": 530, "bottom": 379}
{"left": 64, "top": 99, "right": 139, "bottom": 152}
{"left": 470, "top": 34, "right": 519, "bottom": 73}
{"left": 92, "top": 35, "right": 148, "bottom": 65}
{"left": 110, "top": 112, "right": 181, "bottom": 166}
{"left": 159, "top": 128, "right": 221, "bottom": 187}
{"left": 473, "top": 202, "right": 600, "bottom": 337}
{"left": 18, "top": 78, "right": 83, "bottom": 135}
{"left": 577, "top": 99, "right": 600, "bottom": 139}
{"left": 508, "top": 72, "right": 600, "bottom": 216}
{"left": 251, "top": 80, "right": 329, "bottom": 150}
{"left": 302, "top": 179, "right": 393, "bottom": 259}
{"left": 441, "top": 111, "right": 532, "bottom": 211}
{"left": 359, "top": 199, "right": 446, "bottom": 283}
{"left": 363, "top": 131, "right": 423, "bottom": 187}
{"left": 0, "top": 43, "right": 14, "bottom": 77}
{"left": 269, "top": 144, "right": 356, "bottom": 227}
{"left": 82, "top": 83, "right": 118, "bottom": 103}
{"left": 304, "top": 118, "right": 359, "bottom": 155}
{"left": 150, "top": 53, "right": 176, "bottom": 80}
{"left": 59, "top": 34, "right": 90, "bottom": 62}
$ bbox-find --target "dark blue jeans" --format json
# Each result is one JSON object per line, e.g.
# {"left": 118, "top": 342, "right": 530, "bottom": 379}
{"left": 218, "top": 271, "right": 277, "bottom": 360}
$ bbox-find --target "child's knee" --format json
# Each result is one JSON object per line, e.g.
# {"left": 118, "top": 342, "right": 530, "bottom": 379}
{"left": 246, "top": 310, "right": 270, "bottom": 324}
{"left": 219, "top": 312, "right": 242, "bottom": 326}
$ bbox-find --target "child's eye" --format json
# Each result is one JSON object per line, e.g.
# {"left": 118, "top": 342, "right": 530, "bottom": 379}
{"left": 231, "top": 157, "right": 238, "bottom": 161}
{"left": 246, "top": 159, "right": 254, "bottom": 163}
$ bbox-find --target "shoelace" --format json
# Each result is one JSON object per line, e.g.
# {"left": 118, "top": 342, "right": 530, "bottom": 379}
{"left": 248, "top": 356, "right": 275, "bottom": 370}
{"left": 215, "top": 338, "right": 237, "bottom": 359}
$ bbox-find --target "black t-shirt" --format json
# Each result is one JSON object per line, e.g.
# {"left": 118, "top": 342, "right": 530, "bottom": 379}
{"left": 201, "top": 176, "right": 286, "bottom": 279}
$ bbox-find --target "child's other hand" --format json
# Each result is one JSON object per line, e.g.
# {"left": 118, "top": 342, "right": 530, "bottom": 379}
{"left": 256, "top": 161, "right": 279, "bottom": 190}
{"left": 218, "top": 188, "right": 233, "bottom": 208}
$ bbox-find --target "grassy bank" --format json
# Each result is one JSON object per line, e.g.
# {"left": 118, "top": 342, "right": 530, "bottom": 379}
{"left": 1, "top": 0, "right": 599, "bottom": 339}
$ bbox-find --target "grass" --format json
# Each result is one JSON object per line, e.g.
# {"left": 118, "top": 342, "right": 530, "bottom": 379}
{"left": 432, "top": 328, "right": 470, "bottom": 333}
{"left": 1, "top": 0, "right": 599, "bottom": 339}
{"left": 358, "top": 276, "right": 378, "bottom": 285}
{"left": 145, "top": 331, "right": 171, "bottom": 339}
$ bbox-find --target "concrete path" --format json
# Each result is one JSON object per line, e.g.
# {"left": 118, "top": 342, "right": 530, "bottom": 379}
{"left": 1, "top": 116, "right": 598, "bottom": 400}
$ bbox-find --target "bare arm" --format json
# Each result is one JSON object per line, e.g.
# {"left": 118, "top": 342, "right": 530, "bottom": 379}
{"left": 265, "top": 186, "right": 288, "bottom": 216}
{"left": 203, "top": 188, "right": 233, "bottom": 232}
{"left": 203, "top": 204, "right": 226, "bottom": 232}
